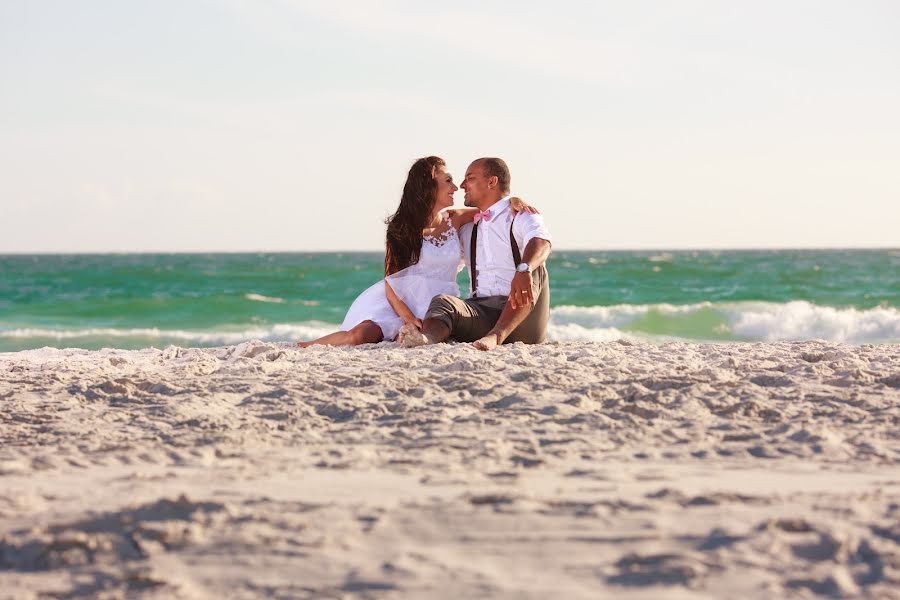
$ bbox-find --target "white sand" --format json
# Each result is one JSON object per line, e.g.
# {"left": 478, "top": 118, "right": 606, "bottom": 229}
{"left": 1, "top": 340, "right": 899, "bottom": 599}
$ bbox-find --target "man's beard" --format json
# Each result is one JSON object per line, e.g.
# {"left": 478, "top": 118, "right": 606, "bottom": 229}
{"left": 463, "top": 196, "right": 475, "bottom": 207}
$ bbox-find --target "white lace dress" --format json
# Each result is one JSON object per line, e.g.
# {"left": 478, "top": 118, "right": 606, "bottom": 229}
{"left": 340, "top": 218, "right": 464, "bottom": 341}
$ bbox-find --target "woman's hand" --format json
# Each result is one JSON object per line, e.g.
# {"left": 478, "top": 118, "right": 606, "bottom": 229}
{"left": 510, "top": 197, "right": 539, "bottom": 215}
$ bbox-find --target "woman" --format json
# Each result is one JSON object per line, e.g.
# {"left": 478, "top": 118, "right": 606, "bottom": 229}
{"left": 297, "top": 156, "right": 534, "bottom": 347}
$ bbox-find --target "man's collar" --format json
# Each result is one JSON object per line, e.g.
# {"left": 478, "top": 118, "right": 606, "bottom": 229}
{"left": 482, "top": 196, "right": 511, "bottom": 216}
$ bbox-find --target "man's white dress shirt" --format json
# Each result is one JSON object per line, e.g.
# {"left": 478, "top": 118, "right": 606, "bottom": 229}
{"left": 458, "top": 196, "right": 552, "bottom": 299}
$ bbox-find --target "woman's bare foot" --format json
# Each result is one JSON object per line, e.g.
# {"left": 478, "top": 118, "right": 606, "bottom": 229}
{"left": 398, "top": 323, "right": 429, "bottom": 348}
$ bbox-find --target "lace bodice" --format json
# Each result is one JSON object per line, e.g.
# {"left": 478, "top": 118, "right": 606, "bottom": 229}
{"left": 412, "top": 218, "right": 465, "bottom": 280}
{"left": 423, "top": 219, "right": 457, "bottom": 248}
{"left": 389, "top": 216, "right": 464, "bottom": 284}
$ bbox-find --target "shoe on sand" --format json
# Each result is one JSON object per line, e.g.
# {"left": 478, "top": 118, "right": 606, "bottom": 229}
{"left": 398, "top": 323, "right": 429, "bottom": 348}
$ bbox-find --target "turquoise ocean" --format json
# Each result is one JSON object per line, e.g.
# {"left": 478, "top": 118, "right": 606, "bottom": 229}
{"left": 1, "top": 250, "right": 898, "bottom": 352}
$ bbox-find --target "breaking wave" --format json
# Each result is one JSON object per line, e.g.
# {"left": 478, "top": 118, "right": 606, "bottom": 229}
{"left": 548, "top": 301, "right": 900, "bottom": 344}
{"left": 2, "top": 301, "right": 898, "bottom": 350}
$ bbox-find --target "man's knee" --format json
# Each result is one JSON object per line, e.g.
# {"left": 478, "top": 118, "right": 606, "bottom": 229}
{"left": 427, "top": 294, "right": 458, "bottom": 313}
{"left": 425, "top": 294, "right": 461, "bottom": 326}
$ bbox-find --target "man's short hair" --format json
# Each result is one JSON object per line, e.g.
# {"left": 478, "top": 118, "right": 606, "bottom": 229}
{"left": 477, "top": 157, "right": 511, "bottom": 195}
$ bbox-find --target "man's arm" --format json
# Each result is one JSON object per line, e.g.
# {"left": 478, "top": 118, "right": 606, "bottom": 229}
{"left": 473, "top": 237, "right": 551, "bottom": 350}
{"left": 508, "top": 237, "right": 551, "bottom": 310}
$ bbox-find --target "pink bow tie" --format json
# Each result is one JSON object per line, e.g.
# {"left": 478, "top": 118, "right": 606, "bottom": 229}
{"left": 473, "top": 209, "right": 492, "bottom": 224}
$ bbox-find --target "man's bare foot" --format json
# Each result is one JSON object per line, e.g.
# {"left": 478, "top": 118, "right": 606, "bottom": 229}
{"left": 296, "top": 341, "right": 311, "bottom": 348}
{"left": 473, "top": 333, "right": 501, "bottom": 351}
{"left": 398, "top": 323, "right": 429, "bottom": 348}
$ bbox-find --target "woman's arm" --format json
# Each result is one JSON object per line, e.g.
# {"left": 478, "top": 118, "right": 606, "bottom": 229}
{"left": 447, "top": 198, "right": 539, "bottom": 230}
{"left": 385, "top": 280, "right": 421, "bottom": 329}
{"left": 446, "top": 208, "right": 478, "bottom": 230}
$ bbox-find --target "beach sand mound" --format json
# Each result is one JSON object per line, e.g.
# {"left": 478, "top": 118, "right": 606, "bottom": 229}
{"left": 1, "top": 340, "right": 898, "bottom": 599}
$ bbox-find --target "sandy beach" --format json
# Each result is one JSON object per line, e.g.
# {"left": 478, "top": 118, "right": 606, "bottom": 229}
{"left": 1, "top": 340, "right": 898, "bottom": 599}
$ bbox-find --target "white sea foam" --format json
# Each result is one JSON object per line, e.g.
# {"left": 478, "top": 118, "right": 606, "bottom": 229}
{"left": 244, "top": 293, "right": 286, "bottom": 304}
{"left": 549, "top": 301, "right": 900, "bottom": 344}
{"left": 550, "top": 302, "right": 712, "bottom": 328}
{"left": 545, "top": 323, "right": 630, "bottom": 342}
{"left": 2, "top": 302, "right": 898, "bottom": 348}
{"left": 0, "top": 323, "right": 339, "bottom": 347}
{"left": 726, "top": 301, "right": 900, "bottom": 343}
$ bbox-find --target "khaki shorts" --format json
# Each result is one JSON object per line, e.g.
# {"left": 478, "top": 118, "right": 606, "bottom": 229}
{"left": 425, "top": 266, "right": 549, "bottom": 344}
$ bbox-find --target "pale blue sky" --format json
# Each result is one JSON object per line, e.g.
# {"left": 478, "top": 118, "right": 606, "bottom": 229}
{"left": 1, "top": 0, "right": 898, "bottom": 252}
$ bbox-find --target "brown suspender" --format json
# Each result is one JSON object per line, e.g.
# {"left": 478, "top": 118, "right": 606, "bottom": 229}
{"left": 470, "top": 222, "right": 479, "bottom": 298}
{"left": 509, "top": 215, "right": 522, "bottom": 265}
{"left": 469, "top": 215, "right": 522, "bottom": 298}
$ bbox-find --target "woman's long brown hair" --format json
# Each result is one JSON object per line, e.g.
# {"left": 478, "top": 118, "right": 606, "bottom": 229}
{"left": 384, "top": 156, "right": 445, "bottom": 276}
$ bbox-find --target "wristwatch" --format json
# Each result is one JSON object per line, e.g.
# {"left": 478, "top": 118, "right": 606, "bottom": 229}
{"left": 516, "top": 262, "right": 531, "bottom": 273}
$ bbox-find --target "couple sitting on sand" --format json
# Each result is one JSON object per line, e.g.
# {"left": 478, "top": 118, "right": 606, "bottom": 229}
{"left": 298, "top": 156, "right": 552, "bottom": 352}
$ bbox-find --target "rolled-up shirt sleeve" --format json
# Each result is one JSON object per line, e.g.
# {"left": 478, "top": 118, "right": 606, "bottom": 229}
{"left": 513, "top": 212, "right": 552, "bottom": 252}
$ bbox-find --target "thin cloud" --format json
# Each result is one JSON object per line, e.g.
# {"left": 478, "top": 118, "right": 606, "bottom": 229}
{"left": 230, "top": 0, "right": 690, "bottom": 87}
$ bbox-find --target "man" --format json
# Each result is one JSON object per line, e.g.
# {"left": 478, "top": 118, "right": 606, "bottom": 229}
{"left": 401, "top": 157, "right": 552, "bottom": 351}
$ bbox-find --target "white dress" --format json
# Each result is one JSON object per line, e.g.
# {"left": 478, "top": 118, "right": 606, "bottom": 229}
{"left": 340, "top": 217, "right": 464, "bottom": 341}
